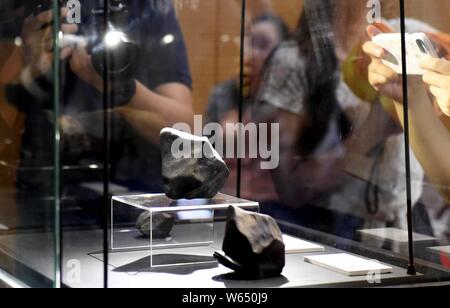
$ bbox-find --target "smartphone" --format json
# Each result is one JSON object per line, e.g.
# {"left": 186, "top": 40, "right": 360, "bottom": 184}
{"left": 372, "top": 32, "right": 438, "bottom": 75}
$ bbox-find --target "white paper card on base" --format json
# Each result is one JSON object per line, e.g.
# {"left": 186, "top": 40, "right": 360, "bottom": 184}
{"left": 358, "top": 228, "right": 436, "bottom": 243}
{"left": 428, "top": 246, "right": 450, "bottom": 258}
{"left": 0, "top": 224, "right": 8, "bottom": 231}
{"left": 304, "top": 253, "right": 393, "bottom": 276}
{"left": 282, "top": 235, "right": 324, "bottom": 254}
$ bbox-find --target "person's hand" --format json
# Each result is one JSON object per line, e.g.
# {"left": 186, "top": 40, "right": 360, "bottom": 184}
{"left": 69, "top": 42, "right": 103, "bottom": 92}
{"left": 426, "top": 32, "right": 450, "bottom": 60}
{"left": 21, "top": 8, "right": 77, "bottom": 79}
{"left": 420, "top": 57, "right": 450, "bottom": 117}
{"left": 362, "top": 25, "right": 404, "bottom": 102}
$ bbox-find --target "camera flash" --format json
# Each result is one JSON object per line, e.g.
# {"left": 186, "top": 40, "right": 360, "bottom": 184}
{"left": 104, "top": 31, "right": 123, "bottom": 47}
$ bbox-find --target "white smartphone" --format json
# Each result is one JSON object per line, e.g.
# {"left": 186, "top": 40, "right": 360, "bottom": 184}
{"left": 372, "top": 32, "right": 438, "bottom": 75}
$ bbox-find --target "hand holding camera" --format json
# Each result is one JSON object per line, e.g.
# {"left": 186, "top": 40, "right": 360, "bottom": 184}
{"left": 363, "top": 25, "right": 405, "bottom": 103}
{"left": 21, "top": 0, "right": 139, "bottom": 104}
{"left": 363, "top": 25, "right": 436, "bottom": 103}
{"left": 364, "top": 24, "right": 450, "bottom": 117}
{"left": 371, "top": 32, "right": 437, "bottom": 75}
{"left": 21, "top": 2, "right": 78, "bottom": 81}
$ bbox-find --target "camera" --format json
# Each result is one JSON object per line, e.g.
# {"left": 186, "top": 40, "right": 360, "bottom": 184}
{"left": 89, "top": 0, "right": 140, "bottom": 81}
{"left": 416, "top": 39, "right": 431, "bottom": 55}
{"left": 34, "top": 0, "right": 140, "bottom": 81}
{"left": 372, "top": 32, "right": 438, "bottom": 75}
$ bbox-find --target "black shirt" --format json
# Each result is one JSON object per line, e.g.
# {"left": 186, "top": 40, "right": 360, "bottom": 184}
{"left": 6, "top": 0, "right": 192, "bottom": 198}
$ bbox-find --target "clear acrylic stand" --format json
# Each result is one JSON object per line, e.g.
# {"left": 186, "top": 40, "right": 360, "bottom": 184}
{"left": 111, "top": 193, "right": 259, "bottom": 268}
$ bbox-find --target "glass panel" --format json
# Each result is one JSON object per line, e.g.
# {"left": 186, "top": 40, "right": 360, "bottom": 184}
{"left": 402, "top": 0, "right": 450, "bottom": 281}
{"left": 202, "top": 0, "right": 247, "bottom": 198}
{"left": 59, "top": 0, "right": 106, "bottom": 288}
{"left": 103, "top": 0, "right": 246, "bottom": 288}
{"left": 0, "top": 0, "right": 60, "bottom": 287}
{"left": 241, "top": 0, "right": 302, "bottom": 219}
{"left": 246, "top": 0, "right": 446, "bottom": 285}
{"left": 2, "top": 0, "right": 449, "bottom": 288}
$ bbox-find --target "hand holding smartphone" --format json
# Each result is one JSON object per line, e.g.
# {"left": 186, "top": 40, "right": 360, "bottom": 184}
{"left": 372, "top": 32, "right": 438, "bottom": 75}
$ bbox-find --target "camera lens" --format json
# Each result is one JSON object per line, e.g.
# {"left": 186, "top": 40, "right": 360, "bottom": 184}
{"left": 91, "top": 34, "right": 139, "bottom": 80}
{"left": 416, "top": 39, "right": 429, "bottom": 54}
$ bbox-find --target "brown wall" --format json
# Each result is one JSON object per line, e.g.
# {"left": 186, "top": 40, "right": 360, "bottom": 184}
{"left": 381, "top": 0, "right": 450, "bottom": 32}
{"left": 405, "top": 0, "right": 450, "bottom": 32}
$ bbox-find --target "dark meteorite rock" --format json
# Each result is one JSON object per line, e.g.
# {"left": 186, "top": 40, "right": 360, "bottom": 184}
{"left": 216, "top": 206, "right": 285, "bottom": 279}
{"left": 160, "top": 128, "right": 229, "bottom": 200}
{"left": 136, "top": 211, "right": 176, "bottom": 239}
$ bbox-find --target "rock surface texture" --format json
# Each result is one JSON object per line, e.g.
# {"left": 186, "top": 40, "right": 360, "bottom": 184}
{"left": 217, "top": 206, "right": 285, "bottom": 279}
{"left": 160, "top": 128, "right": 229, "bottom": 200}
{"left": 136, "top": 211, "right": 176, "bottom": 239}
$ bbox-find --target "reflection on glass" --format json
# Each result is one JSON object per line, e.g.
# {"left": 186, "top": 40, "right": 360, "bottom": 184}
{"left": 0, "top": 0, "right": 449, "bottom": 288}
{"left": 361, "top": 0, "right": 450, "bottom": 273}
{"left": 0, "top": 0, "right": 60, "bottom": 287}
{"left": 249, "top": 0, "right": 448, "bottom": 281}
{"left": 401, "top": 0, "right": 450, "bottom": 271}
{"left": 60, "top": 0, "right": 195, "bottom": 288}
{"left": 205, "top": 13, "right": 289, "bottom": 203}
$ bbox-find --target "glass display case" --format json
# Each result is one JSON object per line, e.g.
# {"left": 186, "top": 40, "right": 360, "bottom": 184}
{"left": 0, "top": 0, "right": 449, "bottom": 288}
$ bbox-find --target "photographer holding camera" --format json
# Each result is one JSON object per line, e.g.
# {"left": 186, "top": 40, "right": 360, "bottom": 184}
{"left": 3, "top": 0, "right": 194, "bottom": 226}
{"left": 364, "top": 24, "right": 450, "bottom": 205}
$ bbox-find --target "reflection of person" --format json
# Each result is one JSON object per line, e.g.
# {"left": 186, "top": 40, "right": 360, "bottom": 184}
{"left": 205, "top": 14, "right": 289, "bottom": 203}
{"left": 3, "top": 1, "right": 194, "bottom": 226}
{"left": 364, "top": 24, "right": 450, "bottom": 244}
{"left": 253, "top": 0, "right": 425, "bottom": 239}
{"left": 364, "top": 25, "right": 450, "bottom": 202}
{"left": 206, "top": 14, "right": 289, "bottom": 124}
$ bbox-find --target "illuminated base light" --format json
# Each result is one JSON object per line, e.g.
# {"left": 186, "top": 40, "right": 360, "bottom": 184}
{"left": 89, "top": 164, "right": 99, "bottom": 169}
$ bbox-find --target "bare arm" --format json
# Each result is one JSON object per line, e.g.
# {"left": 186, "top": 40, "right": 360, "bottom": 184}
{"left": 129, "top": 82, "right": 194, "bottom": 128}
{"left": 116, "top": 83, "right": 194, "bottom": 144}
{"left": 69, "top": 45, "right": 194, "bottom": 144}
{"left": 363, "top": 26, "right": 450, "bottom": 202}
{"left": 392, "top": 84, "right": 450, "bottom": 202}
